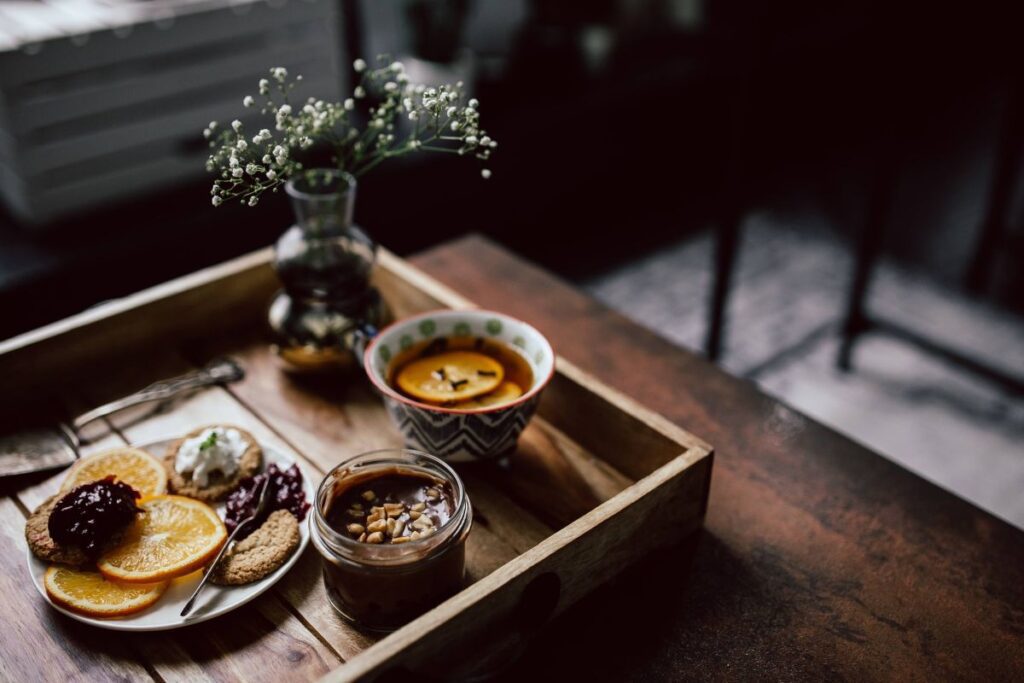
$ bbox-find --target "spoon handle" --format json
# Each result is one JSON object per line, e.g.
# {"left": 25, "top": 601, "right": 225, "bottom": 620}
{"left": 179, "top": 522, "right": 245, "bottom": 617}
{"left": 180, "top": 478, "right": 270, "bottom": 617}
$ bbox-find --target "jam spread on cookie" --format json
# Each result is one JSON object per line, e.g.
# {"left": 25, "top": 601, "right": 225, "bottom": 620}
{"left": 225, "top": 463, "right": 309, "bottom": 537}
{"left": 48, "top": 476, "right": 142, "bottom": 558}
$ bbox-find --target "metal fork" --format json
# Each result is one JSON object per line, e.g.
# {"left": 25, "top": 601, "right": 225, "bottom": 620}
{"left": 180, "top": 477, "right": 272, "bottom": 617}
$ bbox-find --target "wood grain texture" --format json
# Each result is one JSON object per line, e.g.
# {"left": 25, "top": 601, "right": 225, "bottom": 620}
{"left": 12, "top": 353, "right": 343, "bottom": 683}
{"left": 0, "top": 496, "right": 155, "bottom": 682}
{"left": 1, "top": 241, "right": 712, "bottom": 681}
{"left": 412, "top": 235, "right": 1024, "bottom": 682}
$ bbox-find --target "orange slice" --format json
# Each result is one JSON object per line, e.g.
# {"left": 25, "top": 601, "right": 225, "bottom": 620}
{"left": 98, "top": 495, "right": 226, "bottom": 583}
{"left": 459, "top": 382, "right": 524, "bottom": 409}
{"left": 396, "top": 351, "right": 504, "bottom": 403}
{"left": 61, "top": 447, "right": 168, "bottom": 498}
{"left": 44, "top": 566, "right": 167, "bottom": 618}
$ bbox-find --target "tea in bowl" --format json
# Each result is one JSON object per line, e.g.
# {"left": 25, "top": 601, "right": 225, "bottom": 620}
{"left": 363, "top": 310, "right": 555, "bottom": 460}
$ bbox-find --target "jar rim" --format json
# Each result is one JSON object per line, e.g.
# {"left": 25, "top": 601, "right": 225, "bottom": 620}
{"left": 311, "top": 448, "right": 470, "bottom": 564}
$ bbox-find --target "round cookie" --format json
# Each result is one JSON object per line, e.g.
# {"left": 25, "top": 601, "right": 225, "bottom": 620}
{"left": 209, "top": 510, "right": 300, "bottom": 586}
{"left": 25, "top": 494, "right": 128, "bottom": 568}
{"left": 163, "top": 425, "right": 262, "bottom": 502}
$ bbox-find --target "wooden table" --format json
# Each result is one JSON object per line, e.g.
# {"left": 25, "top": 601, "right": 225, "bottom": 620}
{"left": 416, "top": 236, "right": 1024, "bottom": 681}
{"left": 1, "top": 234, "right": 1021, "bottom": 681}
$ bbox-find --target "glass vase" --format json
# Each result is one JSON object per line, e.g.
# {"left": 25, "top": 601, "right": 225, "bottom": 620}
{"left": 269, "top": 169, "right": 388, "bottom": 372}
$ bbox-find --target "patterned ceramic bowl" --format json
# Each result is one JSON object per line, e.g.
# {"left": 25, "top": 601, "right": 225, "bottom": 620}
{"left": 363, "top": 309, "right": 555, "bottom": 460}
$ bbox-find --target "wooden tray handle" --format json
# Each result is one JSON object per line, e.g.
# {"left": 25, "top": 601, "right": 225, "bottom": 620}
{"left": 373, "top": 571, "right": 563, "bottom": 682}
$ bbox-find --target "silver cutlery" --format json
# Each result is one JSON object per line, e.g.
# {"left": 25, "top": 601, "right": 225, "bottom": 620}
{"left": 180, "top": 476, "right": 272, "bottom": 617}
{"left": 0, "top": 358, "right": 244, "bottom": 477}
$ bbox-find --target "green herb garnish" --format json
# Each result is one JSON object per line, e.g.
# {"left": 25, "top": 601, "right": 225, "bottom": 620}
{"left": 199, "top": 432, "right": 219, "bottom": 451}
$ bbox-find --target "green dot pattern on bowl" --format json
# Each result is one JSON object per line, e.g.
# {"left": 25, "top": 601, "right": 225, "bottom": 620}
{"left": 513, "top": 336, "right": 526, "bottom": 348}
{"left": 419, "top": 319, "right": 437, "bottom": 337}
{"left": 485, "top": 319, "right": 502, "bottom": 335}
{"left": 453, "top": 322, "right": 471, "bottom": 336}
{"left": 400, "top": 334, "right": 413, "bottom": 350}
{"left": 535, "top": 350, "right": 545, "bottom": 365}
{"left": 378, "top": 344, "right": 391, "bottom": 363}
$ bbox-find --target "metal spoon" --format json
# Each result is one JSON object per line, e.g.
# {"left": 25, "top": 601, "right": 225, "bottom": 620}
{"left": 180, "top": 477, "right": 272, "bottom": 617}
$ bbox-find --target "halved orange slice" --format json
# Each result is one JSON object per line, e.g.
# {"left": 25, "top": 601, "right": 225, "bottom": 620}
{"left": 396, "top": 351, "right": 503, "bottom": 403}
{"left": 61, "top": 447, "right": 168, "bottom": 498}
{"left": 98, "top": 495, "right": 226, "bottom": 583}
{"left": 44, "top": 566, "right": 167, "bottom": 617}
{"left": 459, "top": 381, "right": 524, "bottom": 409}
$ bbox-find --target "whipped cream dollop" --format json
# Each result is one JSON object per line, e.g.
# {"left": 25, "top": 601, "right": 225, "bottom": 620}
{"left": 175, "top": 427, "right": 247, "bottom": 487}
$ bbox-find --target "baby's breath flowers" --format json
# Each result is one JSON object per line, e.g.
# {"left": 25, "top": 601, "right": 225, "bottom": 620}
{"left": 205, "top": 58, "right": 496, "bottom": 208}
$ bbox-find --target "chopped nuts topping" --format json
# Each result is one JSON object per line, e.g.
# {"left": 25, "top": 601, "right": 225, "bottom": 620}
{"left": 335, "top": 478, "right": 448, "bottom": 544}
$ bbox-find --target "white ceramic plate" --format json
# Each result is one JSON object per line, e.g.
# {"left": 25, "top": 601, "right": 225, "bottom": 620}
{"left": 27, "top": 438, "right": 313, "bottom": 631}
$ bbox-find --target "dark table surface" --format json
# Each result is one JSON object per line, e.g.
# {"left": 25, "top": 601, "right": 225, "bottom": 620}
{"left": 412, "top": 234, "right": 1024, "bottom": 681}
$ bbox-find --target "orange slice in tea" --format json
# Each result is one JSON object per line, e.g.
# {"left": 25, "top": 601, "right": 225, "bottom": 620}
{"left": 98, "top": 495, "right": 227, "bottom": 583}
{"left": 44, "top": 566, "right": 168, "bottom": 617}
{"left": 396, "top": 351, "right": 504, "bottom": 403}
{"left": 459, "top": 382, "right": 524, "bottom": 409}
{"left": 60, "top": 447, "right": 168, "bottom": 498}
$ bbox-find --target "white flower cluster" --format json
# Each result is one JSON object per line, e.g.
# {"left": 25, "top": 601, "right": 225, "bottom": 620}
{"left": 205, "top": 58, "right": 496, "bottom": 208}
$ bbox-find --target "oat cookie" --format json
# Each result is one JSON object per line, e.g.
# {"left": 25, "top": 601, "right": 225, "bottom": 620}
{"left": 209, "top": 510, "right": 300, "bottom": 586}
{"left": 25, "top": 495, "right": 125, "bottom": 568}
{"left": 163, "top": 425, "right": 262, "bottom": 502}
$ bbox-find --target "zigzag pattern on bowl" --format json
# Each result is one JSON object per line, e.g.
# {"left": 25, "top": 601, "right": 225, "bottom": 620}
{"left": 384, "top": 396, "right": 540, "bottom": 460}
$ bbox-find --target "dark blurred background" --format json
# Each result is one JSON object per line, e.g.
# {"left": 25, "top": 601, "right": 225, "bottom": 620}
{"left": 1, "top": 0, "right": 1022, "bottom": 525}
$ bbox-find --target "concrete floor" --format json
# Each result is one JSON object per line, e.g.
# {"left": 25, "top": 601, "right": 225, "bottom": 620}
{"left": 584, "top": 210, "right": 1024, "bottom": 529}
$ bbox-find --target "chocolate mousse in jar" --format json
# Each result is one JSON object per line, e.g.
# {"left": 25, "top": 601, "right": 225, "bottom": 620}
{"left": 310, "top": 448, "right": 472, "bottom": 631}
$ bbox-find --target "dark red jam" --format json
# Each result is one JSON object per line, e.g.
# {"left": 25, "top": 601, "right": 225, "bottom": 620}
{"left": 48, "top": 476, "right": 142, "bottom": 558}
{"left": 225, "top": 463, "right": 310, "bottom": 537}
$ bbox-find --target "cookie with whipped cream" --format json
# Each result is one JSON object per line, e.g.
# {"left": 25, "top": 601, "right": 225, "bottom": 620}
{"left": 164, "top": 425, "right": 262, "bottom": 502}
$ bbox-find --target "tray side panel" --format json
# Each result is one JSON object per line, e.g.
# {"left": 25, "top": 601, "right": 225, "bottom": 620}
{"left": 540, "top": 357, "right": 711, "bottom": 481}
{"left": 332, "top": 445, "right": 712, "bottom": 682}
{"left": 0, "top": 247, "right": 456, "bottom": 403}
{"left": 0, "top": 249, "right": 278, "bottom": 401}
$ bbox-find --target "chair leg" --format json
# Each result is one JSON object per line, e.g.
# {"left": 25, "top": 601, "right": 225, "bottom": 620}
{"left": 705, "top": 218, "right": 741, "bottom": 362}
{"left": 966, "top": 79, "right": 1023, "bottom": 294}
{"left": 837, "top": 161, "right": 892, "bottom": 372}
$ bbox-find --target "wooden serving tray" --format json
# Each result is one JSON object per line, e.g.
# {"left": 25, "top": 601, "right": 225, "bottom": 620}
{"left": 0, "top": 249, "right": 713, "bottom": 682}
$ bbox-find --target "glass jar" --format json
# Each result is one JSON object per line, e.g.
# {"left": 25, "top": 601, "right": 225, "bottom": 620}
{"left": 269, "top": 169, "right": 388, "bottom": 372}
{"left": 310, "top": 449, "right": 472, "bottom": 632}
